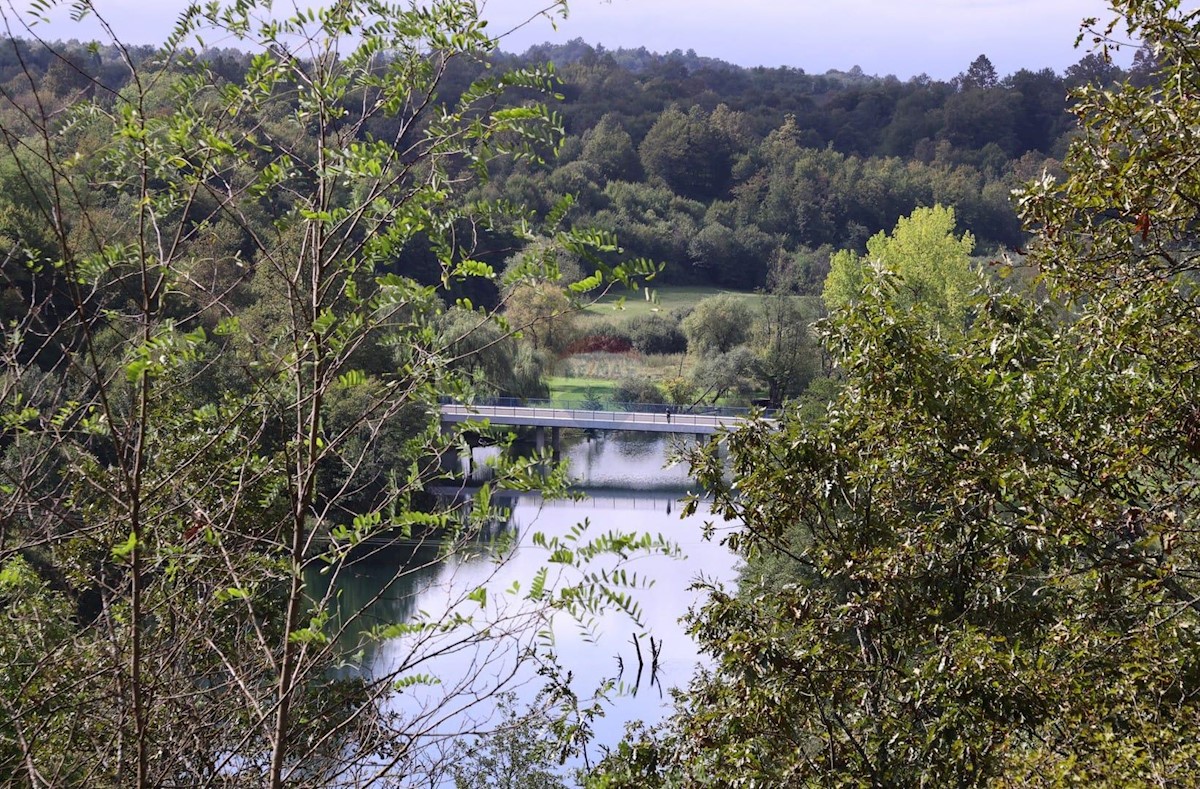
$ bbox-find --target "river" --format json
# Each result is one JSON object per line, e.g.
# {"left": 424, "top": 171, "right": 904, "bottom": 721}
{"left": 316, "top": 429, "right": 740, "bottom": 778}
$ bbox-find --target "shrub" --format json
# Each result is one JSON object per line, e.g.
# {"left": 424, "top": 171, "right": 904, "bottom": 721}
{"left": 612, "top": 376, "right": 666, "bottom": 405}
{"left": 625, "top": 314, "right": 686, "bottom": 355}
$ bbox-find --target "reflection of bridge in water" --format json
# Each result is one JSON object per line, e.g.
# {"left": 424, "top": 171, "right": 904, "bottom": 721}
{"left": 429, "top": 486, "right": 689, "bottom": 513}
{"left": 330, "top": 488, "right": 690, "bottom": 551}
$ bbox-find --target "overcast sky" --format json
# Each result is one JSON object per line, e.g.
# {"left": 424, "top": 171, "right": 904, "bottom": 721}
{"left": 13, "top": 0, "right": 1140, "bottom": 80}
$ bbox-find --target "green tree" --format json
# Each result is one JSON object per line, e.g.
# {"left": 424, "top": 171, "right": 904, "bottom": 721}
{"left": 613, "top": 375, "right": 666, "bottom": 405}
{"left": 687, "top": 345, "right": 756, "bottom": 405}
{"left": 638, "top": 105, "right": 733, "bottom": 201}
{"left": 580, "top": 113, "right": 641, "bottom": 183}
{"left": 1065, "top": 51, "right": 1126, "bottom": 88}
{"left": 503, "top": 281, "right": 580, "bottom": 356}
{"left": 437, "top": 306, "right": 550, "bottom": 399}
{"left": 453, "top": 694, "right": 568, "bottom": 789}
{"left": 592, "top": 2, "right": 1200, "bottom": 786}
{"left": 680, "top": 292, "right": 753, "bottom": 354}
{"left": 823, "top": 204, "right": 979, "bottom": 330}
{"left": 751, "top": 292, "right": 819, "bottom": 407}
{"left": 0, "top": 2, "right": 657, "bottom": 786}
{"left": 625, "top": 313, "right": 686, "bottom": 355}
{"left": 958, "top": 53, "right": 999, "bottom": 90}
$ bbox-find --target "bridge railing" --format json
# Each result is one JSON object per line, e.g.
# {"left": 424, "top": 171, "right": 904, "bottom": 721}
{"left": 439, "top": 396, "right": 777, "bottom": 420}
{"left": 441, "top": 404, "right": 720, "bottom": 430}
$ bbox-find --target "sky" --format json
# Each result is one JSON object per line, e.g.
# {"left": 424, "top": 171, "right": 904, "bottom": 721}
{"left": 10, "top": 0, "right": 1140, "bottom": 80}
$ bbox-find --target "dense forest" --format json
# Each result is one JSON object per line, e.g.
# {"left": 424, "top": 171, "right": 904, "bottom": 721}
{"left": 0, "top": 28, "right": 1155, "bottom": 300}
{"left": 4, "top": 0, "right": 1200, "bottom": 786}
{"left": 488, "top": 37, "right": 1155, "bottom": 290}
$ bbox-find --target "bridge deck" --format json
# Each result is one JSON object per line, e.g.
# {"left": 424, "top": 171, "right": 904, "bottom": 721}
{"left": 438, "top": 403, "right": 746, "bottom": 435}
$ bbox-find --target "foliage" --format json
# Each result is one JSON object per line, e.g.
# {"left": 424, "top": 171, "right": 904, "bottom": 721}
{"left": 564, "top": 324, "right": 634, "bottom": 355}
{"left": 958, "top": 54, "right": 999, "bottom": 89}
{"left": 750, "top": 292, "right": 819, "bottom": 406}
{"left": 453, "top": 694, "right": 568, "bottom": 789}
{"left": 4, "top": 18, "right": 1116, "bottom": 297}
{"left": 625, "top": 313, "right": 687, "bottom": 355}
{"left": 687, "top": 346, "right": 756, "bottom": 405}
{"left": 504, "top": 282, "right": 582, "bottom": 357}
{"left": 680, "top": 293, "right": 754, "bottom": 354}
{"left": 580, "top": 113, "right": 642, "bottom": 183}
{"left": 638, "top": 105, "right": 733, "bottom": 201}
{"left": 612, "top": 376, "right": 666, "bottom": 405}
{"left": 0, "top": 2, "right": 658, "bottom": 786}
{"left": 438, "top": 306, "right": 532, "bottom": 398}
{"left": 823, "top": 204, "right": 980, "bottom": 331}
{"left": 590, "top": 2, "right": 1200, "bottom": 786}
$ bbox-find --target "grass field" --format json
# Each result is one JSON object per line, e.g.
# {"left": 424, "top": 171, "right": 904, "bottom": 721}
{"left": 578, "top": 285, "right": 759, "bottom": 326}
{"left": 546, "top": 376, "right": 617, "bottom": 405}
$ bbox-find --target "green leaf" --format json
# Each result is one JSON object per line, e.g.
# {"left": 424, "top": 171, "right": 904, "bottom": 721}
{"left": 112, "top": 532, "right": 138, "bottom": 562}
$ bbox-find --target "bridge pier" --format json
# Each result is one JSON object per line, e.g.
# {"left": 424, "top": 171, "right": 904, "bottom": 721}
{"left": 439, "top": 424, "right": 460, "bottom": 475}
{"left": 534, "top": 426, "right": 562, "bottom": 459}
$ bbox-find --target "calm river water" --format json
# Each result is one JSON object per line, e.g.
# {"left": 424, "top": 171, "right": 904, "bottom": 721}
{"left": 320, "top": 429, "right": 740, "bottom": 770}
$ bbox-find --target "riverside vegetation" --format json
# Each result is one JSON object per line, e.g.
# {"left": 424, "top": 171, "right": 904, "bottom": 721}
{"left": 4, "top": 0, "right": 1200, "bottom": 786}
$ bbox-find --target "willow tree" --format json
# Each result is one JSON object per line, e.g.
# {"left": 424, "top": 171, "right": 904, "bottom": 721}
{"left": 0, "top": 1, "right": 657, "bottom": 786}
{"left": 596, "top": 2, "right": 1200, "bottom": 785}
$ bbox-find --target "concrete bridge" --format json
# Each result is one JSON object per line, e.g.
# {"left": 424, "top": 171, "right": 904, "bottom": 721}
{"left": 439, "top": 402, "right": 749, "bottom": 435}
{"left": 438, "top": 399, "right": 768, "bottom": 455}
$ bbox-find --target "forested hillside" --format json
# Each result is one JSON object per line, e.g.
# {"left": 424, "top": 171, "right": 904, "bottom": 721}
{"left": 0, "top": 33, "right": 1154, "bottom": 299}
{"left": 480, "top": 39, "right": 1156, "bottom": 290}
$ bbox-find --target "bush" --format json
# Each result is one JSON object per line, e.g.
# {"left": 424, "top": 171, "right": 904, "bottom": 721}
{"left": 612, "top": 376, "right": 666, "bottom": 405}
{"left": 625, "top": 314, "right": 686, "bottom": 355}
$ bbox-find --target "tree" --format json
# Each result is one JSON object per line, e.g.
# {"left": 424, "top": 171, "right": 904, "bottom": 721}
{"left": 0, "top": 2, "right": 657, "bottom": 786}
{"left": 1006, "top": 67, "right": 1072, "bottom": 154}
{"left": 940, "top": 86, "right": 1021, "bottom": 155}
{"left": 680, "top": 292, "right": 753, "bottom": 354}
{"left": 437, "top": 306, "right": 549, "bottom": 399}
{"left": 686, "top": 219, "right": 775, "bottom": 289}
{"left": 580, "top": 113, "right": 641, "bottom": 183}
{"left": 453, "top": 694, "right": 568, "bottom": 789}
{"left": 958, "top": 53, "right": 999, "bottom": 90}
{"left": 638, "top": 105, "right": 733, "bottom": 201}
{"left": 1064, "top": 51, "right": 1126, "bottom": 88}
{"left": 503, "top": 281, "right": 580, "bottom": 357}
{"left": 751, "top": 291, "right": 819, "bottom": 407}
{"left": 591, "top": 2, "right": 1200, "bottom": 786}
{"left": 823, "top": 204, "right": 979, "bottom": 331}
{"left": 612, "top": 376, "right": 666, "bottom": 405}
{"left": 687, "top": 345, "right": 756, "bottom": 405}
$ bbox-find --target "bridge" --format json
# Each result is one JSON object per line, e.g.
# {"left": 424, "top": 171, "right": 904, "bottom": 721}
{"left": 438, "top": 398, "right": 772, "bottom": 455}
{"left": 439, "top": 400, "right": 759, "bottom": 436}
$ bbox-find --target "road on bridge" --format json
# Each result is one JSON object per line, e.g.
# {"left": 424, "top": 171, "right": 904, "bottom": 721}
{"left": 438, "top": 402, "right": 754, "bottom": 436}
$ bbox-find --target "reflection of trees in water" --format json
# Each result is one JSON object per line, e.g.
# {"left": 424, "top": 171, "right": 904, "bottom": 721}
{"left": 563, "top": 432, "right": 697, "bottom": 491}
{"left": 301, "top": 483, "right": 723, "bottom": 780}
{"left": 613, "top": 431, "right": 660, "bottom": 459}
{"left": 310, "top": 514, "right": 520, "bottom": 673}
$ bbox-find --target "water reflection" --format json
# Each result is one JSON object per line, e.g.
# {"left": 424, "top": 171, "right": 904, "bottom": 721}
{"left": 569, "top": 431, "right": 699, "bottom": 490}
{"left": 320, "top": 429, "right": 738, "bottom": 761}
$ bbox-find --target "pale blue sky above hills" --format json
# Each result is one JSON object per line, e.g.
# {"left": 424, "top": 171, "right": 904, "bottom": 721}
{"left": 15, "top": 0, "right": 1140, "bottom": 79}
